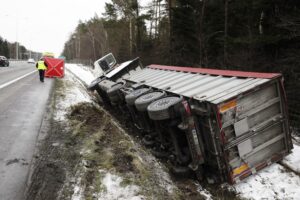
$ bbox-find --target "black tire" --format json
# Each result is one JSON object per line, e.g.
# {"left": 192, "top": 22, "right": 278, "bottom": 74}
{"left": 195, "top": 166, "right": 204, "bottom": 181}
{"left": 135, "top": 91, "right": 166, "bottom": 112}
{"left": 87, "top": 76, "right": 104, "bottom": 91}
{"left": 125, "top": 88, "right": 152, "bottom": 105}
{"left": 107, "top": 82, "right": 125, "bottom": 103}
{"left": 151, "top": 148, "right": 169, "bottom": 158}
{"left": 107, "top": 82, "right": 125, "bottom": 96}
{"left": 108, "top": 94, "right": 120, "bottom": 105}
{"left": 147, "top": 96, "right": 183, "bottom": 120}
{"left": 171, "top": 165, "right": 192, "bottom": 178}
{"left": 142, "top": 135, "right": 155, "bottom": 147}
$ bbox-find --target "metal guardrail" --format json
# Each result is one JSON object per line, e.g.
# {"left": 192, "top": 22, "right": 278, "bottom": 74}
{"left": 8, "top": 59, "right": 27, "bottom": 63}
{"left": 8, "top": 59, "right": 27, "bottom": 61}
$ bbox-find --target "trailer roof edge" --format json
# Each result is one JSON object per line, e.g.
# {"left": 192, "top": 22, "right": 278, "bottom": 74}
{"left": 148, "top": 65, "right": 281, "bottom": 79}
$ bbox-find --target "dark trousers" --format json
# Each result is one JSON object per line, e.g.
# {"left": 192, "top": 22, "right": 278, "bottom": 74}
{"left": 39, "top": 70, "right": 45, "bottom": 82}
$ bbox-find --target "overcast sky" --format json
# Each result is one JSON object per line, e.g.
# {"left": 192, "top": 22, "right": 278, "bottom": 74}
{"left": 0, "top": 0, "right": 110, "bottom": 57}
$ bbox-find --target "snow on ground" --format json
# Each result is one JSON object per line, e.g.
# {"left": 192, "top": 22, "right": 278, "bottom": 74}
{"left": 54, "top": 69, "right": 92, "bottom": 121}
{"left": 66, "top": 63, "right": 300, "bottom": 200}
{"left": 134, "top": 148, "right": 176, "bottom": 194}
{"left": 95, "top": 171, "right": 144, "bottom": 200}
{"left": 66, "top": 64, "right": 95, "bottom": 86}
{"left": 283, "top": 144, "right": 300, "bottom": 174}
{"left": 234, "top": 163, "right": 300, "bottom": 199}
{"left": 195, "top": 183, "right": 213, "bottom": 200}
{"left": 234, "top": 143, "right": 300, "bottom": 200}
{"left": 71, "top": 175, "right": 85, "bottom": 200}
{"left": 71, "top": 167, "right": 145, "bottom": 200}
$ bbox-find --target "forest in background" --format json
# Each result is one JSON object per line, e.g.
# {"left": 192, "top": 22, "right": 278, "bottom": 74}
{"left": 62, "top": 0, "right": 299, "bottom": 129}
{"left": 0, "top": 36, "right": 41, "bottom": 60}
{"left": 0, "top": 37, "right": 10, "bottom": 58}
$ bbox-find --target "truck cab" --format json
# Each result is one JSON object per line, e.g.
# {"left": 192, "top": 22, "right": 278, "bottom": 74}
{"left": 92, "top": 53, "right": 117, "bottom": 77}
{"left": 88, "top": 53, "right": 142, "bottom": 91}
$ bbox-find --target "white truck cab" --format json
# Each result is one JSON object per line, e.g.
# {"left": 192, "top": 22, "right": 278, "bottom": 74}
{"left": 93, "top": 53, "right": 117, "bottom": 77}
{"left": 88, "top": 53, "right": 142, "bottom": 91}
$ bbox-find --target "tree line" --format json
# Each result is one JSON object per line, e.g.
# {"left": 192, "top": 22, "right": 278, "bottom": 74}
{"left": 62, "top": 0, "right": 300, "bottom": 129}
{"left": 0, "top": 37, "right": 10, "bottom": 57}
{"left": 0, "top": 36, "right": 41, "bottom": 60}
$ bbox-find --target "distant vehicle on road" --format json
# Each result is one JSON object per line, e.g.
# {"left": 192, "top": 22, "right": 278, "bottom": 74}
{"left": 0, "top": 56, "right": 9, "bottom": 67}
{"left": 42, "top": 52, "right": 55, "bottom": 58}
{"left": 27, "top": 58, "right": 35, "bottom": 64}
{"left": 58, "top": 56, "right": 66, "bottom": 60}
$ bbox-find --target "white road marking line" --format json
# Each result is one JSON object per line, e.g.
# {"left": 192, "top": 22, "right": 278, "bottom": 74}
{"left": 0, "top": 70, "right": 36, "bottom": 90}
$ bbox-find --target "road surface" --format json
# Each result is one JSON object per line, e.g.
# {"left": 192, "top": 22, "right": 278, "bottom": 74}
{"left": 0, "top": 61, "right": 54, "bottom": 200}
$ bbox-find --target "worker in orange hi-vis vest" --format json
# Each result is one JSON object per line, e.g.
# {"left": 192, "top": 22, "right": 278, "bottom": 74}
{"left": 36, "top": 57, "right": 48, "bottom": 82}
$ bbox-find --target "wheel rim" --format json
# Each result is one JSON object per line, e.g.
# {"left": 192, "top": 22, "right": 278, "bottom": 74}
{"left": 147, "top": 96, "right": 182, "bottom": 120}
{"left": 147, "top": 97, "right": 182, "bottom": 112}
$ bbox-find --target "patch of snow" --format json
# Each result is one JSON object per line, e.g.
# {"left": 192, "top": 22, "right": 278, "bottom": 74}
{"left": 72, "top": 185, "right": 84, "bottom": 200}
{"left": 66, "top": 64, "right": 95, "bottom": 86}
{"left": 158, "top": 169, "right": 175, "bottom": 194}
{"left": 235, "top": 163, "right": 300, "bottom": 200}
{"left": 135, "top": 148, "right": 175, "bottom": 194}
{"left": 54, "top": 70, "right": 92, "bottom": 121}
{"left": 119, "top": 136, "right": 176, "bottom": 194}
{"left": 51, "top": 142, "right": 60, "bottom": 147}
{"left": 71, "top": 161, "right": 89, "bottom": 200}
{"left": 136, "top": 155, "right": 144, "bottom": 164}
{"left": 195, "top": 183, "right": 213, "bottom": 200}
{"left": 97, "top": 172, "right": 144, "bottom": 200}
{"left": 282, "top": 144, "right": 300, "bottom": 174}
{"left": 199, "top": 190, "right": 213, "bottom": 200}
{"left": 71, "top": 176, "right": 85, "bottom": 200}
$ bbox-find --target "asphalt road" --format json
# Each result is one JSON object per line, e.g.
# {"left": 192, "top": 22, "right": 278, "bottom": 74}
{"left": 0, "top": 62, "right": 54, "bottom": 200}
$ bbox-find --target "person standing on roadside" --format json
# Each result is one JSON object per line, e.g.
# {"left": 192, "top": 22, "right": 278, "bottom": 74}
{"left": 36, "top": 57, "right": 48, "bottom": 82}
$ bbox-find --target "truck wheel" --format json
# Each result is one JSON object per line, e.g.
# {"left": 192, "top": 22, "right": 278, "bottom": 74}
{"left": 171, "top": 165, "right": 192, "bottom": 178}
{"left": 195, "top": 166, "right": 204, "bottom": 181}
{"left": 142, "top": 135, "right": 155, "bottom": 146}
{"left": 147, "top": 96, "right": 182, "bottom": 121}
{"left": 88, "top": 77, "right": 104, "bottom": 91}
{"left": 125, "top": 88, "right": 152, "bottom": 105}
{"left": 151, "top": 148, "right": 169, "bottom": 158}
{"left": 107, "top": 82, "right": 125, "bottom": 104}
{"left": 135, "top": 91, "right": 166, "bottom": 112}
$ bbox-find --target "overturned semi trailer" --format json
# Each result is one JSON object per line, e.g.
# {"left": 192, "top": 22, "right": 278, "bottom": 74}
{"left": 89, "top": 56, "right": 292, "bottom": 184}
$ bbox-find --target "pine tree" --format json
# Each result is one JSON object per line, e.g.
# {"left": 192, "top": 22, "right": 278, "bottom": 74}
{"left": 170, "top": 0, "right": 200, "bottom": 66}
